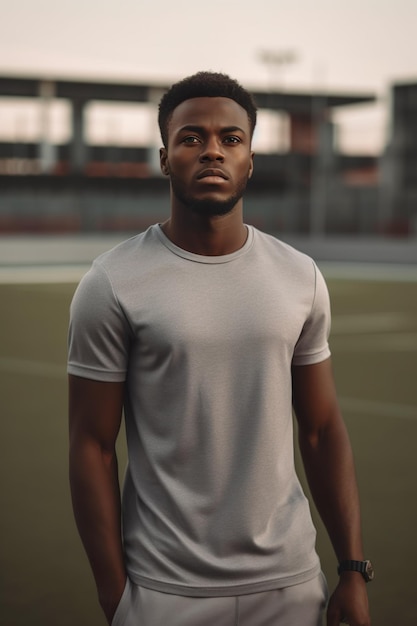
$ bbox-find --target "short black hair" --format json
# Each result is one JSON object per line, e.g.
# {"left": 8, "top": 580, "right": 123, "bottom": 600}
{"left": 158, "top": 71, "right": 257, "bottom": 147}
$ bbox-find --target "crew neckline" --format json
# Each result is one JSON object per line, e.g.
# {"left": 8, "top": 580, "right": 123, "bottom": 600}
{"left": 154, "top": 224, "right": 254, "bottom": 264}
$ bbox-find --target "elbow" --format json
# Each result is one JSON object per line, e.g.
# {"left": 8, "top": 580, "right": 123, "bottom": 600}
{"left": 298, "top": 427, "right": 322, "bottom": 455}
{"left": 69, "top": 434, "right": 117, "bottom": 484}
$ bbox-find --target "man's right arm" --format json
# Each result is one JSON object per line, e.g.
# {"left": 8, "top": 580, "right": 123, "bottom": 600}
{"left": 68, "top": 374, "right": 127, "bottom": 625}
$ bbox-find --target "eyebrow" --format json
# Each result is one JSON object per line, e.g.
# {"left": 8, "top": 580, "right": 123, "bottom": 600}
{"left": 177, "top": 124, "right": 247, "bottom": 135}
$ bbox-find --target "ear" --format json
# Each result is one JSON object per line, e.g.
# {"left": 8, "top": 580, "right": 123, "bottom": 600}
{"left": 160, "top": 147, "right": 170, "bottom": 176}
{"left": 248, "top": 151, "right": 255, "bottom": 179}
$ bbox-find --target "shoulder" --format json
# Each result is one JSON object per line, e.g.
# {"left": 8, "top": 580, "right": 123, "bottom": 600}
{"left": 75, "top": 225, "right": 160, "bottom": 294}
{"left": 252, "top": 227, "right": 312, "bottom": 260}
{"left": 251, "top": 227, "right": 319, "bottom": 277}
{"left": 70, "top": 227, "right": 155, "bottom": 309}
{"left": 93, "top": 225, "right": 158, "bottom": 273}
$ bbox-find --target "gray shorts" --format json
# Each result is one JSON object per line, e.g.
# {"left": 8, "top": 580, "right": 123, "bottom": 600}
{"left": 111, "top": 572, "right": 328, "bottom": 626}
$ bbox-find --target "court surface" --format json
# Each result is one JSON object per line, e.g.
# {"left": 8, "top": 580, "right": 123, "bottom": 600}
{"left": 0, "top": 265, "right": 416, "bottom": 625}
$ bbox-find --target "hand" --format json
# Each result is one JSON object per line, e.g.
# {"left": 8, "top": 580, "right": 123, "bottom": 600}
{"left": 326, "top": 573, "right": 370, "bottom": 626}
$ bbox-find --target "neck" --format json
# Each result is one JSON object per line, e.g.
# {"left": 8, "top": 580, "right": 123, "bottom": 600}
{"left": 161, "top": 208, "right": 248, "bottom": 256}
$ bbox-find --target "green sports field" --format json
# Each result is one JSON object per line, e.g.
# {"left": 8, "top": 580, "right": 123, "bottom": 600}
{"left": 1, "top": 269, "right": 416, "bottom": 625}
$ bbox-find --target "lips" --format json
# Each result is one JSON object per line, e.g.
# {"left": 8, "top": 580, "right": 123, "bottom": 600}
{"left": 196, "top": 168, "right": 229, "bottom": 180}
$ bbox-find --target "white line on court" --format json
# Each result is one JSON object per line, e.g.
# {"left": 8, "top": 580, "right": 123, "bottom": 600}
{"left": 0, "top": 356, "right": 66, "bottom": 379}
{"left": 339, "top": 397, "right": 417, "bottom": 420}
{"left": 1, "top": 357, "right": 415, "bottom": 419}
{"left": 0, "top": 261, "right": 416, "bottom": 284}
{"left": 331, "top": 312, "right": 417, "bottom": 351}
{"left": 331, "top": 312, "right": 411, "bottom": 334}
{"left": 0, "top": 265, "right": 89, "bottom": 284}
{"left": 2, "top": 355, "right": 415, "bottom": 420}
{"left": 320, "top": 262, "right": 417, "bottom": 282}
{"left": 331, "top": 332, "right": 417, "bottom": 351}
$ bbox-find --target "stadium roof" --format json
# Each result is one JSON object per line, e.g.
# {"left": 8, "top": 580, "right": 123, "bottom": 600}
{"left": 0, "top": 74, "right": 376, "bottom": 113}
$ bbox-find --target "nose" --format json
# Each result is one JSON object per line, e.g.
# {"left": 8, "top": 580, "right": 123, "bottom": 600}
{"left": 199, "top": 137, "right": 224, "bottom": 162}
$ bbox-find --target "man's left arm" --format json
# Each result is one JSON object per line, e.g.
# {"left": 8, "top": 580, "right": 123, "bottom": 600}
{"left": 292, "top": 357, "right": 371, "bottom": 626}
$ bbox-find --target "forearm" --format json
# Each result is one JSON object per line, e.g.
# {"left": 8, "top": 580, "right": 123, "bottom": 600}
{"left": 69, "top": 440, "right": 126, "bottom": 617}
{"left": 299, "top": 416, "right": 364, "bottom": 562}
{"left": 293, "top": 361, "right": 370, "bottom": 624}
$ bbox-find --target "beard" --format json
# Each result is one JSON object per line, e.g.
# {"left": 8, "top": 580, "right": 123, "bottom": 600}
{"left": 170, "top": 172, "right": 250, "bottom": 217}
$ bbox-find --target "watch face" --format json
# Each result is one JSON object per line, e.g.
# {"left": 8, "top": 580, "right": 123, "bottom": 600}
{"left": 365, "top": 560, "right": 375, "bottom": 582}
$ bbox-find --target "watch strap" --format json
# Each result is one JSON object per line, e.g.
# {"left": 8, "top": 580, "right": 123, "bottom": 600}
{"left": 338, "top": 559, "right": 374, "bottom": 582}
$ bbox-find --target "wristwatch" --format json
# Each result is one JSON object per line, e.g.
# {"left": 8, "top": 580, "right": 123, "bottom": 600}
{"left": 337, "top": 559, "right": 374, "bottom": 582}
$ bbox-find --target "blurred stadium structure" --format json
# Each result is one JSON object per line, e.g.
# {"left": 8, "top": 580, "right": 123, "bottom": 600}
{"left": 0, "top": 74, "right": 416, "bottom": 238}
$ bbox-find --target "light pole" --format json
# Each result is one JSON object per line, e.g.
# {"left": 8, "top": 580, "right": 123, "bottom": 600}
{"left": 258, "top": 49, "right": 297, "bottom": 153}
{"left": 258, "top": 49, "right": 298, "bottom": 89}
{"left": 310, "top": 63, "right": 332, "bottom": 238}
{"left": 258, "top": 49, "right": 299, "bottom": 232}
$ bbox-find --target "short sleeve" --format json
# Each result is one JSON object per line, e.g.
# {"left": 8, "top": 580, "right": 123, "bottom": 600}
{"left": 67, "top": 261, "right": 132, "bottom": 381}
{"left": 292, "top": 262, "right": 331, "bottom": 366}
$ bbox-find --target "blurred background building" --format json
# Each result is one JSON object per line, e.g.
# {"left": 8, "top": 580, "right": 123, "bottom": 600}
{"left": 0, "top": 73, "right": 416, "bottom": 239}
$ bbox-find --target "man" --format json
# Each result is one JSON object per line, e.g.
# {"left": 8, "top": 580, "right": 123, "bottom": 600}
{"left": 68, "top": 71, "right": 372, "bottom": 626}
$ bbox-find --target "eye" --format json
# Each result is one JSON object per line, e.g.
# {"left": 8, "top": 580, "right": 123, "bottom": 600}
{"left": 182, "top": 136, "right": 200, "bottom": 144}
{"left": 223, "top": 136, "right": 241, "bottom": 144}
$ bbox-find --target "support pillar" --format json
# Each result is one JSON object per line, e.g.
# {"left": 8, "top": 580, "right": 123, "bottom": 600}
{"left": 147, "top": 87, "right": 166, "bottom": 176}
{"left": 70, "top": 98, "right": 88, "bottom": 174}
{"left": 38, "top": 80, "right": 56, "bottom": 174}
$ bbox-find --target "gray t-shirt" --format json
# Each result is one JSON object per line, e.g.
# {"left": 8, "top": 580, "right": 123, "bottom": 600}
{"left": 68, "top": 224, "right": 331, "bottom": 596}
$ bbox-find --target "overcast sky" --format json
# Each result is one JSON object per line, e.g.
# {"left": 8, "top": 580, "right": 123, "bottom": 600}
{"left": 1, "top": 0, "right": 417, "bottom": 152}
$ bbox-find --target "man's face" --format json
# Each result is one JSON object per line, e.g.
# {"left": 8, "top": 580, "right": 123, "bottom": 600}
{"left": 160, "top": 97, "right": 254, "bottom": 217}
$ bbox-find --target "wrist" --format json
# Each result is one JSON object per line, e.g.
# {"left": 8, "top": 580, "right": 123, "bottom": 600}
{"left": 338, "top": 559, "right": 374, "bottom": 582}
